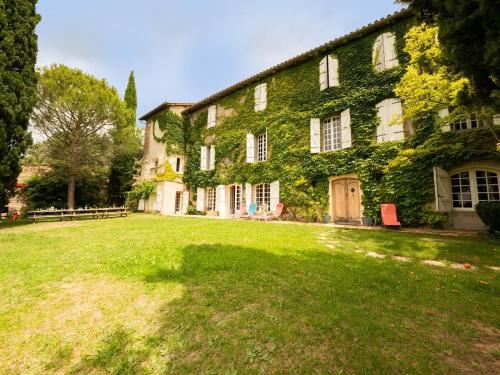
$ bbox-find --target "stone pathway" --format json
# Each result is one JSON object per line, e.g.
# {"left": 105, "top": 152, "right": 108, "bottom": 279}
{"left": 316, "top": 231, "right": 498, "bottom": 272}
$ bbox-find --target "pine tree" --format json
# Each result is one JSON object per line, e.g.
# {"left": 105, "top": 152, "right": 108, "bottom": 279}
{"left": 0, "top": 0, "right": 40, "bottom": 212}
{"left": 108, "top": 71, "right": 141, "bottom": 206}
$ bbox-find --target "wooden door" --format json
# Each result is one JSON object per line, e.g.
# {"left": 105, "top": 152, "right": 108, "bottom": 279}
{"left": 332, "top": 178, "right": 361, "bottom": 222}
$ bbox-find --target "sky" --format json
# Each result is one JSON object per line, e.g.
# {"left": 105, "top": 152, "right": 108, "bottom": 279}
{"left": 36, "top": 0, "right": 403, "bottom": 125}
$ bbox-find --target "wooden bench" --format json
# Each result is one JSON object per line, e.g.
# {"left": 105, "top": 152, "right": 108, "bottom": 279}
{"left": 27, "top": 208, "right": 128, "bottom": 223}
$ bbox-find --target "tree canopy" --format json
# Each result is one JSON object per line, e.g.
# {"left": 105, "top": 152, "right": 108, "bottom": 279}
{"left": 399, "top": 0, "right": 500, "bottom": 110}
{"left": 0, "top": 0, "right": 40, "bottom": 212}
{"left": 31, "top": 64, "right": 126, "bottom": 209}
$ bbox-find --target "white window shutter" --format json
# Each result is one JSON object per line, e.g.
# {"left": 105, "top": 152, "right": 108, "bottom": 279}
{"left": 376, "top": 101, "right": 387, "bottom": 143}
{"left": 373, "top": 35, "right": 384, "bottom": 72}
{"left": 182, "top": 191, "right": 190, "bottom": 214}
{"left": 388, "top": 99, "right": 404, "bottom": 141}
{"left": 254, "top": 85, "right": 261, "bottom": 111}
{"left": 270, "top": 181, "right": 280, "bottom": 211}
{"left": 217, "top": 185, "right": 226, "bottom": 218}
{"left": 260, "top": 83, "right": 267, "bottom": 110}
{"left": 328, "top": 56, "right": 339, "bottom": 87}
{"left": 200, "top": 146, "right": 208, "bottom": 170}
{"left": 383, "top": 32, "right": 399, "bottom": 68}
{"left": 207, "top": 105, "right": 217, "bottom": 128}
{"left": 246, "top": 134, "right": 255, "bottom": 163}
{"left": 438, "top": 107, "right": 451, "bottom": 132}
{"left": 494, "top": 114, "right": 500, "bottom": 126}
{"left": 340, "top": 108, "right": 352, "bottom": 149}
{"left": 433, "top": 167, "right": 452, "bottom": 212}
{"left": 138, "top": 199, "right": 145, "bottom": 211}
{"left": 319, "top": 57, "right": 328, "bottom": 91}
{"left": 154, "top": 185, "right": 163, "bottom": 212}
{"left": 209, "top": 146, "right": 216, "bottom": 170}
{"left": 196, "top": 188, "right": 205, "bottom": 211}
{"left": 310, "top": 118, "right": 321, "bottom": 153}
{"left": 245, "top": 183, "right": 252, "bottom": 205}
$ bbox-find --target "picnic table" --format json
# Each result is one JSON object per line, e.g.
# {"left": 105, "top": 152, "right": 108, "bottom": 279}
{"left": 27, "top": 207, "right": 128, "bottom": 223}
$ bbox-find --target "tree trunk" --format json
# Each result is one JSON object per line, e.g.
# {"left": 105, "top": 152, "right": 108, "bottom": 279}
{"left": 67, "top": 175, "right": 76, "bottom": 209}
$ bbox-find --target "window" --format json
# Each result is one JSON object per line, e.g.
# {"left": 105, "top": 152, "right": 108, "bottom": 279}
{"left": 255, "top": 184, "right": 271, "bottom": 211}
{"left": 451, "top": 171, "right": 472, "bottom": 208}
{"left": 451, "top": 169, "right": 499, "bottom": 209}
{"left": 373, "top": 32, "right": 398, "bottom": 72}
{"left": 206, "top": 188, "right": 216, "bottom": 211}
{"left": 175, "top": 158, "right": 181, "bottom": 173}
{"left": 257, "top": 132, "right": 267, "bottom": 162}
{"left": 451, "top": 113, "right": 485, "bottom": 131}
{"left": 476, "top": 170, "right": 499, "bottom": 202}
{"left": 175, "top": 191, "right": 182, "bottom": 212}
{"left": 323, "top": 115, "right": 342, "bottom": 151}
{"left": 319, "top": 55, "right": 339, "bottom": 91}
{"left": 254, "top": 83, "right": 267, "bottom": 111}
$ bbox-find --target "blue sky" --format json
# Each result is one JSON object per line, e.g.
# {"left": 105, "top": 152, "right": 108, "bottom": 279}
{"left": 36, "top": 0, "right": 403, "bottom": 124}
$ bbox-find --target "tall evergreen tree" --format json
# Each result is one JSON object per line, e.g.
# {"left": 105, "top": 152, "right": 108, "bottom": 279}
{"left": 0, "top": 0, "right": 40, "bottom": 212}
{"left": 108, "top": 71, "right": 141, "bottom": 206}
{"left": 124, "top": 71, "right": 137, "bottom": 114}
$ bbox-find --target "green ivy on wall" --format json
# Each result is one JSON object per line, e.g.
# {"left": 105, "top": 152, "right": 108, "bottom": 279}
{"left": 165, "top": 17, "right": 499, "bottom": 225}
{"left": 151, "top": 109, "right": 185, "bottom": 155}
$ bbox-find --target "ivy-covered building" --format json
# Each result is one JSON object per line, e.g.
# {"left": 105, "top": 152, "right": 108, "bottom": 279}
{"left": 139, "top": 9, "right": 500, "bottom": 230}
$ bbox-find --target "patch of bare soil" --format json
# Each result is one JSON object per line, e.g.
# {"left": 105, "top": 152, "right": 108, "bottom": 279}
{"left": 0, "top": 221, "right": 81, "bottom": 234}
{"left": 443, "top": 321, "right": 500, "bottom": 374}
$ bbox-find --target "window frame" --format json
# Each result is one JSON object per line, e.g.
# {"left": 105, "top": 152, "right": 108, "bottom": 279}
{"left": 255, "top": 183, "right": 271, "bottom": 212}
{"left": 256, "top": 132, "right": 267, "bottom": 162}
{"left": 450, "top": 168, "right": 500, "bottom": 211}
{"left": 175, "top": 191, "right": 182, "bottom": 212}
{"left": 322, "top": 115, "right": 342, "bottom": 151}
{"left": 206, "top": 187, "right": 216, "bottom": 211}
{"left": 450, "top": 113, "right": 486, "bottom": 132}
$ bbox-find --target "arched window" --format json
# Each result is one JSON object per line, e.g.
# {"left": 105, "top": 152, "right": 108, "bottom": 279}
{"left": 451, "top": 169, "right": 499, "bottom": 209}
{"left": 373, "top": 32, "right": 398, "bottom": 72}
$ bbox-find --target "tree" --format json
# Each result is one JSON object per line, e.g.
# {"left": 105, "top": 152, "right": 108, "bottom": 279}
{"left": 395, "top": 22, "right": 500, "bottom": 146}
{"left": 0, "top": 0, "right": 40, "bottom": 212}
{"left": 108, "top": 71, "right": 141, "bottom": 205}
{"left": 399, "top": 0, "right": 500, "bottom": 110}
{"left": 31, "top": 64, "right": 126, "bottom": 209}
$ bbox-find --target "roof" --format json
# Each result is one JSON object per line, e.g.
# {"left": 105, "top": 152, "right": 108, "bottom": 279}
{"left": 183, "top": 8, "right": 412, "bottom": 114}
{"left": 139, "top": 102, "right": 193, "bottom": 121}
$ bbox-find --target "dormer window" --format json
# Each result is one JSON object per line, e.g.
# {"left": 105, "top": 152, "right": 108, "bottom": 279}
{"left": 373, "top": 32, "right": 398, "bottom": 72}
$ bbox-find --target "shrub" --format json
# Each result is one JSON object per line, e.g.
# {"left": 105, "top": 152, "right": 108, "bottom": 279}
{"left": 418, "top": 209, "right": 448, "bottom": 229}
{"left": 186, "top": 205, "right": 205, "bottom": 216}
{"left": 476, "top": 201, "right": 500, "bottom": 237}
{"left": 125, "top": 180, "right": 156, "bottom": 211}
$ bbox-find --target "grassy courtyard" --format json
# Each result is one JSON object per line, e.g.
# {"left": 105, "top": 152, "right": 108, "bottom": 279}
{"left": 0, "top": 214, "right": 499, "bottom": 374}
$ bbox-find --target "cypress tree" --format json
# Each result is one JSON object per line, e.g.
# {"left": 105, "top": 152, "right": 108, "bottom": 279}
{"left": 0, "top": 0, "right": 40, "bottom": 212}
{"left": 108, "top": 71, "right": 141, "bottom": 206}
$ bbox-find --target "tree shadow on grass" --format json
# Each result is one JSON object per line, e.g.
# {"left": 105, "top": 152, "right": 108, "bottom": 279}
{"left": 71, "top": 243, "right": 499, "bottom": 374}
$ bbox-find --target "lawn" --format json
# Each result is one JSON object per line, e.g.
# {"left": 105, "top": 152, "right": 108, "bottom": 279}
{"left": 0, "top": 214, "right": 499, "bottom": 374}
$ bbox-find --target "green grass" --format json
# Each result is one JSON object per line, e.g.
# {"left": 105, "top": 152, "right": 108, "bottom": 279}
{"left": 0, "top": 214, "right": 499, "bottom": 374}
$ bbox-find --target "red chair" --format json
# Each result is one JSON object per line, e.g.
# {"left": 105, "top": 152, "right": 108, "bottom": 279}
{"left": 380, "top": 203, "right": 401, "bottom": 228}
